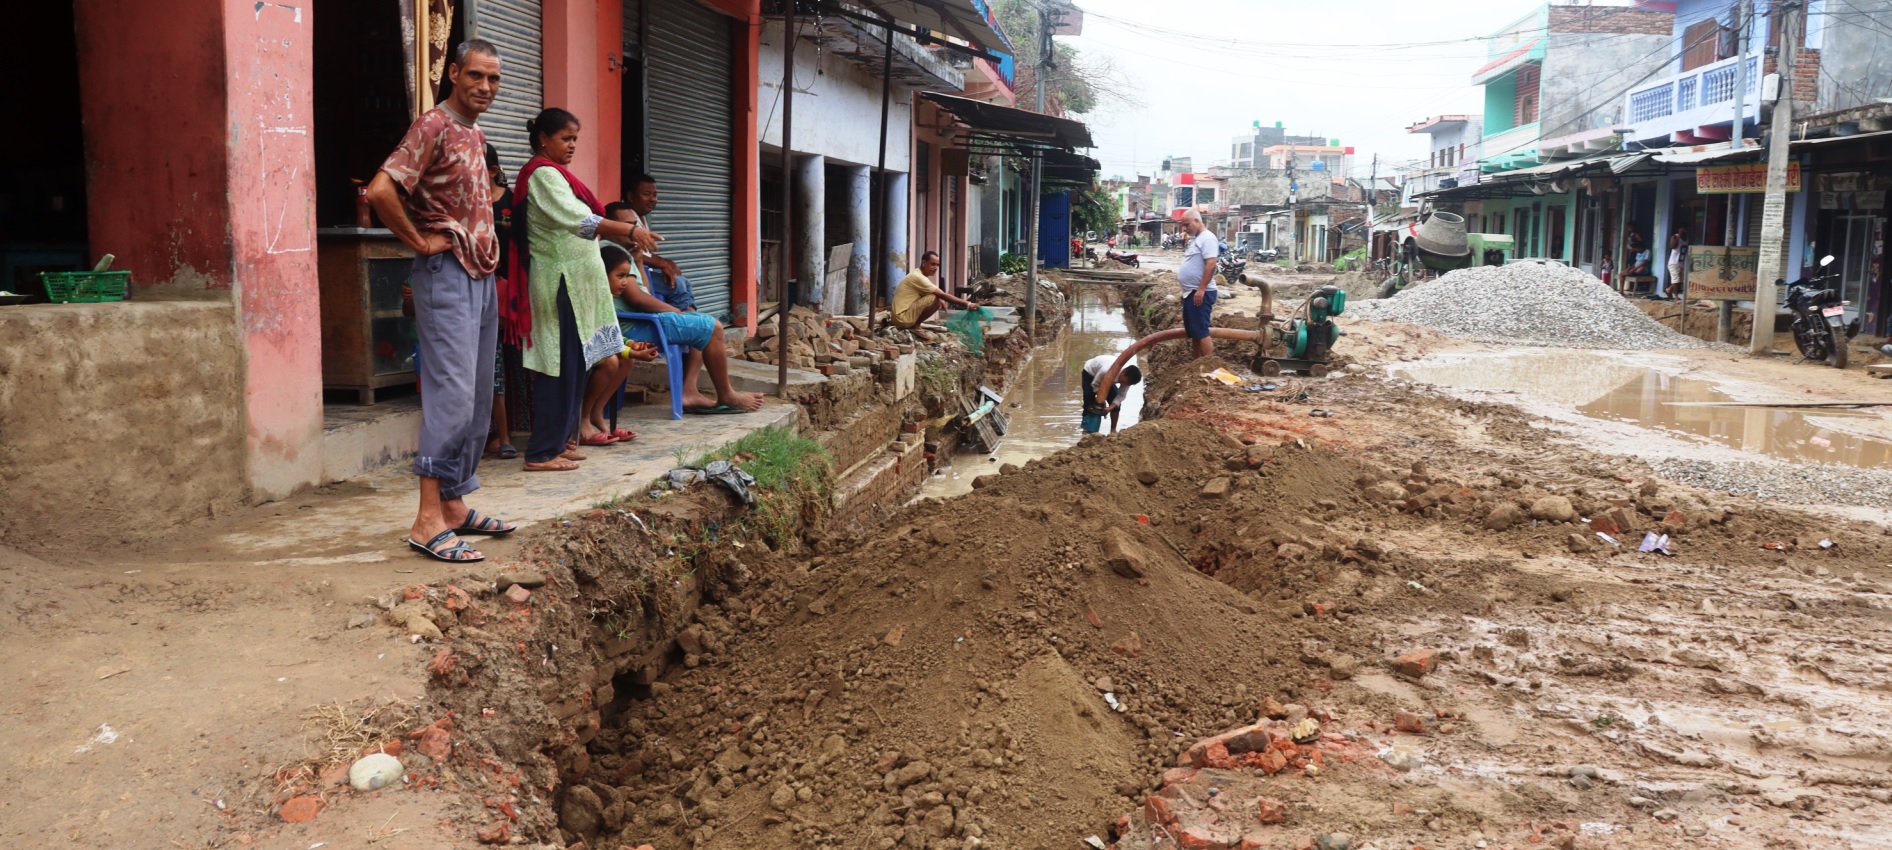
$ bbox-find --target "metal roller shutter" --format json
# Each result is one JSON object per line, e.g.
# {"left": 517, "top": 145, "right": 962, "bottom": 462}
{"left": 468, "top": 0, "right": 543, "bottom": 179}
{"left": 623, "top": 0, "right": 641, "bottom": 48}
{"left": 647, "top": 2, "right": 735, "bottom": 318}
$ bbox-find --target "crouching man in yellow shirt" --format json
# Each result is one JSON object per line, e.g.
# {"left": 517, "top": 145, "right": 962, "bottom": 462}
{"left": 890, "top": 250, "right": 979, "bottom": 328}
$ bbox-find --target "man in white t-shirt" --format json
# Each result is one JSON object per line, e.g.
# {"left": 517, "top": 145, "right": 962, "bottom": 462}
{"left": 1178, "top": 209, "right": 1220, "bottom": 358}
{"left": 1079, "top": 354, "right": 1142, "bottom": 435}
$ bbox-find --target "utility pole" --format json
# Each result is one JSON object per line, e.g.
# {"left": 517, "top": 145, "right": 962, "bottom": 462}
{"left": 1284, "top": 145, "right": 1297, "bottom": 263}
{"left": 1367, "top": 153, "right": 1378, "bottom": 263}
{"left": 1024, "top": 3, "right": 1052, "bottom": 339}
{"left": 1750, "top": 0, "right": 1800, "bottom": 356}
{"left": 1719, "top": 0, "right": 1750, "bottom": 343}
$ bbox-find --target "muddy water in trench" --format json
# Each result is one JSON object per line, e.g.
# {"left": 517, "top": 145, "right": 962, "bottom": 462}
{"left": 1396, "top": 351, "right": 1892, "bottom": 468}
{"left": 916, "top": 288, "right": 1144, "bottom": 499}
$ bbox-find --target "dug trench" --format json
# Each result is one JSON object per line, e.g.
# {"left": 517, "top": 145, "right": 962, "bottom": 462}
{"left": 280, "top": 275, "right": 1892, "bottom": 850}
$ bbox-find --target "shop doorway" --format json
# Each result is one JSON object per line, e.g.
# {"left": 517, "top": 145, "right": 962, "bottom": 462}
{"left": 0, "top": 0, "right": 88, "bottom": 298}
{"left": 1835, "top": 212, "right": 1880, "bottom": 314}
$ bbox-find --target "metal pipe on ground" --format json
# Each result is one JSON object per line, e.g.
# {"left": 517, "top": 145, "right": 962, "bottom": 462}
{"left": 1091, "top": 327, "right": 1262, "bottom": 404}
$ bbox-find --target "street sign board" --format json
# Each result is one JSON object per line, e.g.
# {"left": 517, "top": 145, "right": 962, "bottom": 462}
{"left": 1696, "top": 162, "right": 1800, "bottom": 194}
{"left": 1686, "top": 245, "right": 1758, "bottom": 300}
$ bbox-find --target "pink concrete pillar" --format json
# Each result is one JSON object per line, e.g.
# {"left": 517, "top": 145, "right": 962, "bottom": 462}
{"left": 543, "top": 0, "right": 606, "bottom": 189}
{"left": 224, "top": 0, "right": 324, "bottom": 497}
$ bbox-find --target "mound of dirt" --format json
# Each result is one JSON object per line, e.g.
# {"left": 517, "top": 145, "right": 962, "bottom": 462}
{"left": 560, "top": 412, "right": 1848, "bottom": 850}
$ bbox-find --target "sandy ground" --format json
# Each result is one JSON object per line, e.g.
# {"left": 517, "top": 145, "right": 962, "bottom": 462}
{"left": 0, "top": 402, "right": 801, "bottom": 850}
{"left": 8, "top": 270, "right": 1892, "bottom": 850}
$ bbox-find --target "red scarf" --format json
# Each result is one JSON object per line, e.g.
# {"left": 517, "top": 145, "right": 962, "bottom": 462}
{"left": 499, "top": 156, "right": 608, "bottom": 348}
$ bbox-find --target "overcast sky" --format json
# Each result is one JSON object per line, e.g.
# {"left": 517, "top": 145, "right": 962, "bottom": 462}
{"left": 1055, "top": 0, "right": 1550, "bottom": 181}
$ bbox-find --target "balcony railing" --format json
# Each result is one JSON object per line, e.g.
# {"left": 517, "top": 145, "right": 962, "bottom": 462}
{"left": 1624, "top": 52, "right": 1760, "bottom": 141}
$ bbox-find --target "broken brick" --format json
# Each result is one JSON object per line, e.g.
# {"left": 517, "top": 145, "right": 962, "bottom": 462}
{"left": 1392, "top": 648, "right": 1438, "bottom": 678}
{"left": 476, "top": 821, "right": 512, "bottom": 844}
{"left": 278, "top": 795, "right": 322, "bottom": 823}
{"left": 1394, "top": 711, "right": 1429, "bottom": 734}
{"left": 1257, "top": 797, "right": 1288, "bottom": 824}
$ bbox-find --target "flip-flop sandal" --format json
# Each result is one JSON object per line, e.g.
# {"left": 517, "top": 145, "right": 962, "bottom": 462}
{"left": 560, "top": 449, "right": 588, "bottom": 461}
{"left": 580, "top": 433, "right": 619, "bottom": 446}
{"left": 684, "top": 404, "right": 751, "bottom": 415}
{"left": 494, "top": 443, "right": 519, "bottom": 459}
{"left": 609, "top": 429, "right": 636, "bottom": 441}
{"left": 407, "top": 529, "right": 484, "bottom": 563}
{"left": 453, "top": 508, "right": 517, "bottom": 536}
{"left": 526, "top": 458, "right": 581, "bottom": 472}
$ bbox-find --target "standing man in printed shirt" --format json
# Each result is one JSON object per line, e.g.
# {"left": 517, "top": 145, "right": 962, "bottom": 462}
{"left": 366, "top": 39, "right": 517, "bottom": 563}
{"left": 1178, "top": 209, "right": 1221, "bottom": 358}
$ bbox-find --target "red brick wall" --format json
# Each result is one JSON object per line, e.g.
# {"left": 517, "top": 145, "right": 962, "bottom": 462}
{"left": 1515, "top": 65, "right": 1541, "bottom": 126}
{"left": 1548, "top": 6, "right": 1672, "bottom": 35}
{"left": 1764, "top": 49, "right": 1822, "bottom": 109}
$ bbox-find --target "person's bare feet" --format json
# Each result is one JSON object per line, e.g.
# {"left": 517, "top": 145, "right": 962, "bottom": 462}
{"left": 680, "top": 390, "right": 720, "bottom": 410}
{"left": 718, "top": 390, "right": 766, "bottom": 412}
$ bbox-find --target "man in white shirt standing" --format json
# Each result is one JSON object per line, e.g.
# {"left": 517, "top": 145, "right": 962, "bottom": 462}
{"left": 1178, "top": 209, "right": 1220, "bottom": 358}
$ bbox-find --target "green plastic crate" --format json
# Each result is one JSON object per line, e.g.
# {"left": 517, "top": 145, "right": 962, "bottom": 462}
{"left": 41, "top": 270, "right": 130, "bottom": 303}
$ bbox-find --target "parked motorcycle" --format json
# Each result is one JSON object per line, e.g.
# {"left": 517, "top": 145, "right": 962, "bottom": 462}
{"left": 1105, "top": 247, "right": 1140, "bottom": 267}
{"left": 1251, "top": 248, "right": 1279, "bottom": 263}
{"left": 1783, "top": 255, "right": 1859, "bottom": 369}
{"left": 1217, "top": 245, "right": 1250, "bottom": 286}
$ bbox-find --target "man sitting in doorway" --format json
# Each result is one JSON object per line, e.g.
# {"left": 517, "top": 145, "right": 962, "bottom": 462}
{"left": 605, "top": 178, "right": 695, "bottom": 311}
{"left": 890, "top": 250, "right": 979, "bottom": 329}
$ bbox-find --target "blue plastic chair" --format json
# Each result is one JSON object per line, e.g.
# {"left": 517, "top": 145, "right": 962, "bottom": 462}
{"left": 615, "top": 310, "right": 687, "bottom": 421}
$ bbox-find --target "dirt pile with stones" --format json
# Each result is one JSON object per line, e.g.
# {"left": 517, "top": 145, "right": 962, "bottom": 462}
{"left": 1346, "top": 263, "right": 1712, "bottom": 350}
{"left": 545, "top": 411, "right": 1872, "bottom": 850}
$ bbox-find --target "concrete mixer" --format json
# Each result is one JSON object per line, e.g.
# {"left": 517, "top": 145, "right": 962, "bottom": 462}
{"left": 1377, "top": 210, "right": 1474, "bottom": 299}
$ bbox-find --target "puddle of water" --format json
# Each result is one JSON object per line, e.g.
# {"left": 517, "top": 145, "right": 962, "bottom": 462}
{"left": 916, "top": 289, "right": 1143, "bottom": 500}
{"left": 1397, "top": 352, "right": 1892, "bottom": 469}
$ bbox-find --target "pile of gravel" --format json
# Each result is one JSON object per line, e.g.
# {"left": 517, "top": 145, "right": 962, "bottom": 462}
{"left": 1656, "top": 457, "right": 1892, "bottom": 509}
{"left": 1347, "top": 263, "right": 1710, "bottom": 350}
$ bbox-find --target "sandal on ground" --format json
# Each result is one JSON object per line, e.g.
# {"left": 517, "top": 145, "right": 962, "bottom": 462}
{"left": 525, "top": 458, "right": 582, "bottom": 472}
{"left": 488, "top": 443, "right": 519, "bottom": 459}
{"left": 609, "top": 428, "right": 636, "bottom": 441}
{"left": 579, "top": 432, "right": 620, "bottom": 446}
{"left": 407, "top": 529, "right": 484, "bottom": 563}
{"left": 452, "top": 508, "right": 517, "bottom": 536}
{"left": 560, "top": 449, "right": 588, "bottom": 461}
{"left": 684, "top": 404, "right": 751, "bottom": 415}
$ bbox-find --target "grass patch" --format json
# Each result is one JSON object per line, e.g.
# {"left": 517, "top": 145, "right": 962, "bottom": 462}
{"left": 692, "top": 427, "right": 833, "bottom": 548}
{"left": 916, "top": 353, "right": 959, "bottom": 403}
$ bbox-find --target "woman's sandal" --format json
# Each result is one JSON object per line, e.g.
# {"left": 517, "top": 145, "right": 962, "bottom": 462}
{"left": 452, "top": 508, "right": 517, "bottom": 536}
{"left": 407, "top": 529, "right": 484, "bottom": 563}
{"left": 609, "top": 428, "right": 636, "bottom": 442}
{"left": 525, "top": 458, "right": 581, "bottom": 472}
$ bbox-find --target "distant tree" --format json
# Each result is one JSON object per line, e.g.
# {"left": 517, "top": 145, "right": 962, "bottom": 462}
{"left": 989, "top": 0, "right": 1135, "bottom": 116}
{"left": 1072, "top": 185, "right": 1119, "bottom": 236}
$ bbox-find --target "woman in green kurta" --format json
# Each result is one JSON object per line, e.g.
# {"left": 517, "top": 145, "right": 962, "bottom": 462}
{"left": 504, "top": 108, "right": 657, "bottom": 471}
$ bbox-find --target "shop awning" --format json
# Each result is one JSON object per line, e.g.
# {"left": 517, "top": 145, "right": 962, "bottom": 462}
{"left": 1793, "top": 128, "right": 1892, "bottom": 148}
{"left": 1416, "top": 151, "right": 1649, "bottom": 201}
{"left": 1647, "top": 141, "right": 1764, "bottom": 164}
{"left": 847, "top": 0, "right": 1011, "bottom": 54}
{"left": 921, "top": 91, "right": 1095, "bottom": 152}
{"left": 1040, "top": 149, "right": 1101, "bottom": 188}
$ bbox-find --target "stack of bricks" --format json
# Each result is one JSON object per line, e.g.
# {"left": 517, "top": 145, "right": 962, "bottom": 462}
{"left": 828, "top": 436, "right": 927, "bottom": 534}
{"left": 815, "top": 403, "right": 906, "bottom": 482}
{"left": 742, "top": 308, "right": 887, "bottom": 375}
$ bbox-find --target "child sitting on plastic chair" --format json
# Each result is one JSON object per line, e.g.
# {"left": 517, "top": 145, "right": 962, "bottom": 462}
{"left": 598, "top": 243, "right": 764, "bottom": 416}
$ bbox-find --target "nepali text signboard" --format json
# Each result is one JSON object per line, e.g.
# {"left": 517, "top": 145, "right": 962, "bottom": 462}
{"left": 1697, "top": 162, "right": 1801, "bottom": 194}
{"left": 1686, "top": 246, "right": 1759, "bottom": 300}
